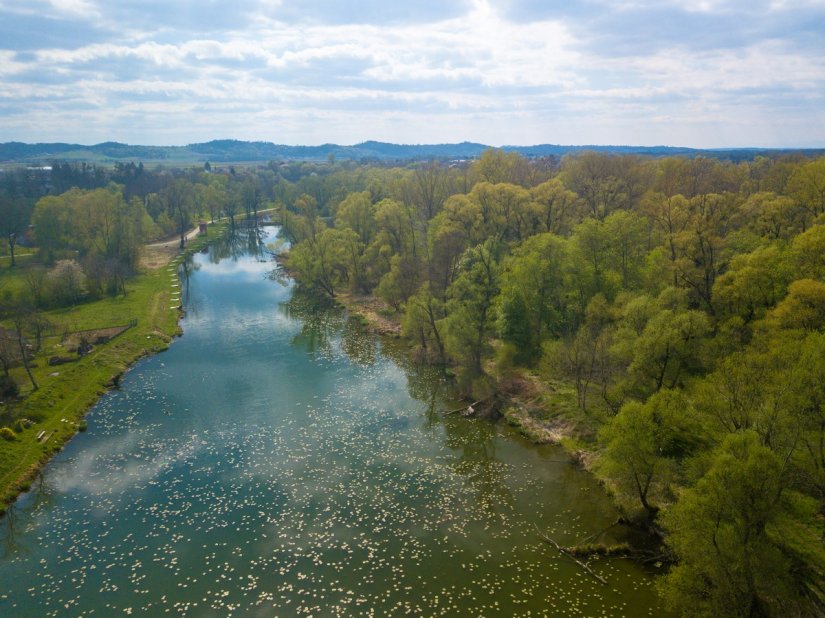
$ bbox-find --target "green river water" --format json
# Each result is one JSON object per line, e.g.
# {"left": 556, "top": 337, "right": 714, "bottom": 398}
{"left": 0, "top": 227, "right": 662, "bottom": 616}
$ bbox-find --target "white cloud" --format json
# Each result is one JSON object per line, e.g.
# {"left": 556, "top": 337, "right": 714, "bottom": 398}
{"left": 0, "top": 0, "right": 823, "bottom": 146}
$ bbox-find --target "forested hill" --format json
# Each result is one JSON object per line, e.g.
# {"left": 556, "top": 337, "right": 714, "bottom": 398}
{"left": 3, "top": 139, "right": 825, "bottom": 164}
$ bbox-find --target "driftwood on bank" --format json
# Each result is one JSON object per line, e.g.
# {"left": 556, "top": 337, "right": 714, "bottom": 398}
{"left": 534, "top": 523, "right": 608, "bottom": 585}
{"left": 574, "top": 519, "right": 621, "bottom": 546}
{"left": 444, "top": 400, "right": 481, "bottom": 416}
{"left": 443, "top": 395, "right": 503, "bottom": 420}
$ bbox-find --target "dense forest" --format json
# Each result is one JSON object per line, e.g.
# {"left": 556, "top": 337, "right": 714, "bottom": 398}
{"left": 281, "top": 150, "right": 825, "bottom": 617}
{"left": 2, "top": 150, "right": 825, "bottom": 616}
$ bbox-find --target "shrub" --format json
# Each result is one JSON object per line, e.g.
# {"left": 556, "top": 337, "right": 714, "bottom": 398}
{"left": 0, "top": 427, "right": 16, "bottom": 441}
{"left": 0, "top": 375, "right": 19, "bottom": 399}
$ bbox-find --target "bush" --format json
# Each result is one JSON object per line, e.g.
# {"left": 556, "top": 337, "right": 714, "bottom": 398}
{"left": 0, "top": 375, "right": 19, "bottom": 399}
{"left": 0, "top": 427, "right": 16, "bottom": 441}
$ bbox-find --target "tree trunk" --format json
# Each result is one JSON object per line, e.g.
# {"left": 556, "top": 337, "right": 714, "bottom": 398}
{"left": 15, "top": 332, "right": 37, "bottom": 391}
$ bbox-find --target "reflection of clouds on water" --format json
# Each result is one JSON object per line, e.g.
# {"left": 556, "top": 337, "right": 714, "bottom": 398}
{"left": 0, "top": 227, "right": 661, "bottom": 617}
{"left": 49, "top": 430, "right": 205, "bottom": 517}
{"left": 194, "top": 255, "right": 279, "bottom": 279}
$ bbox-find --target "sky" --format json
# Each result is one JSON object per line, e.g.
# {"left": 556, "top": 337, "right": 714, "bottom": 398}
{"left": 0, "top": 0, "right": 824, "bottom": 148}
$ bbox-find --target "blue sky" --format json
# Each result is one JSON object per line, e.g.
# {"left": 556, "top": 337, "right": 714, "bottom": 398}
{"left": 1, "top": 0, "right": 824, "bottom": 147}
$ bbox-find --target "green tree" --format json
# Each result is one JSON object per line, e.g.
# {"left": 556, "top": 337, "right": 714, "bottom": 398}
{"left": 660, "top": 431, "right": 794, "bottom": 618}
{"left": 442, "top": 240, "right": 500, "bottom": 378}
{"left": 787, "top": 157, "right": 825, "bottom": 224}
{"left": 624, "top": 302, "right": 710, "bottom": 397}
{"left": 765, "top": 278, "right": 825, "bottom": 333}
{"left": 528, "top": 178, "right": 580, "bottom": 235}
{"left": 598, "top": 390, "right": 694, "bottom": 518}
{"left": 496, "top": 232, "right": 568, "bottom": 363}
{"left": 402, "top": 283, "right": 447, "bottom": 363}
{"left": 335, "top": 191, "right": 376, "bottom": 245}
{"left": 0, "top": 192, "right": 31, "bottom": 267}
{"left": 162, "top": 179, "right": 196, "bottom": 249}
{"left": 287, "top": 223, "right": 350, "bottom": 298}
{"left": 712, "top": 243, "right": 791, "bottom": 325}
{"left": 789, "top": 224, "right": 825, "bottom": 280}
{"left": 471, "top": 149, "right": 532, "bottom": 186}
{"left": 603, "top": 209, "right": 649, "bottom": 289}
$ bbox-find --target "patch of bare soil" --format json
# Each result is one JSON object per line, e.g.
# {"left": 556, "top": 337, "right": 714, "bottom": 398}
{"left": 337, "top": 293, "right": 402, "bottom": 337}
{"left": 62, "top": 324, "right": 133, "bottom": 352}
{"left": 498, "top": 373, "right": 578, "bottom": 445}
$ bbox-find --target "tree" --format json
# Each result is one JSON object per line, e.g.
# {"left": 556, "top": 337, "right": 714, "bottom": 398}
{"left": 624, "top": 303, "right": 710, "bottom": 397}
{"left": 567, "top": 217, "right": 620, "bottom": 313}
{"left": 712, "top": 243, "right": 791, "bottom": 325}
{"left": 335, "top": 191, "right": 376, "bottom": 245}
{"left": 402, "top": 284, "right": 447, "bottom": 364}
{"left": 0, "top": 303, "right": 38, "bottom": 391}
{"left": 598, "top": 390, "right": 694, "bottom": 518}
{"left": 672, "top": 193, "right": 736, "bottom": 313}
{"left": 603, "top": 209, "right": 649, "bottom": 289}
{"left": 787, "top": 157, "right": 825, "bottom": 224}
{"left": 467, "top": 181, "right": 532, "bottom": 242}
{"left": 287, "top": 223, "right": 351, "bottom": 298}
{"left": 765, "top": 278, "right": 825, "bottom": 333}
{"left": 162, "top": 179, "right": 196, "bottom": 249}
{"left": 427, "top": 195, "right": 482, "bottom": 297}
{"left": 0, "top": 192, "right": 31, "bottom": 267}
{"left": 640, "top": 192, "right": 692, "bottom": 288}
{"left": 442, "top": 240, "right": 500, "bottom": 378}
{"left": 660, "top": 431, "right": 796, "bottom": 618}
{"left": 561, "top": 152, "right": 649, "bottom": 220}
{"left": 471, "top": 149, "right": 532, "bottom": 186}
{"left": 409, "top": 162, "right": 451, "bottom": 220}
{"left": 738, "top": 192, "right": 802, "bottom": 241}
{"left": 32, "top": 193, "right": 73, "bottom": 262}
{"left": 528, "top": 178, "right": 580, "bottom": 235}
{"left": 496, "top": 232, "right": 568, "bottom": 363}
{"left": 789, "top": 224, "right": 825, "bottom": 280}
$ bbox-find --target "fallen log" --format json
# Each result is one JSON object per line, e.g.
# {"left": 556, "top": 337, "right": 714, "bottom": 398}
{"left": 574, "top": 519, "right": 621, "bottom": 546}
{"left": 534, "top": 523, "right": 607, "bottom": 585}
{"left": 444, "top": 400, "right": 481, "bottom": 416}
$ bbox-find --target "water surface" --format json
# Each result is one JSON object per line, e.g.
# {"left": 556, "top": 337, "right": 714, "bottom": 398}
{"left": 0, "top": 227, "right": 661, "bottom": 616}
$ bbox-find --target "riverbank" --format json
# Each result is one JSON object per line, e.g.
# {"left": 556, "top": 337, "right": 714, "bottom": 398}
{"left": 0, "top": 225, "right": 226, "bottom": 514}
{"left": 333, "top": 293, "right": 602, "bottom": 461}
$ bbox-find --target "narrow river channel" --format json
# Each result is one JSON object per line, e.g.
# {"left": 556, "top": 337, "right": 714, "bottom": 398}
{"left": 0, "top": 227, "right": 662, "bottom": 616}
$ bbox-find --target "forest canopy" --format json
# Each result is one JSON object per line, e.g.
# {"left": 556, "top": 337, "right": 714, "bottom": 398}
{"left": 281, "top": 150, "right": 825, "bottom": 617}
{"left": 2, "top": 150, "right": 824, "bottom": 616}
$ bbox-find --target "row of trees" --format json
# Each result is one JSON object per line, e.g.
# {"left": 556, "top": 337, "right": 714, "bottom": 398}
{"left": 284, "top": 150, "right": 825, "bottom": 616}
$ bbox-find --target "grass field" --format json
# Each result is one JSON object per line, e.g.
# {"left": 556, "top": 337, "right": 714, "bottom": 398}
{"left": 0, "top": 225, "right": 226, "bottom": 512}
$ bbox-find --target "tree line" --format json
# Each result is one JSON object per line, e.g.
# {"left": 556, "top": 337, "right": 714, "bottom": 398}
{"left": 283, "top": 150, "right": 825, "bottom": 617}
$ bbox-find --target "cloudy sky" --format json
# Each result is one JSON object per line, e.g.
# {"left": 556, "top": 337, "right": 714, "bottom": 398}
{"left": 1, "top": 0, "right": 824, "bottom": 147}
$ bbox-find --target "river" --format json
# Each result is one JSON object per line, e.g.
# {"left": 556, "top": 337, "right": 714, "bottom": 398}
{"left": 0, "top": 226, "right": 662, "bottom": 616}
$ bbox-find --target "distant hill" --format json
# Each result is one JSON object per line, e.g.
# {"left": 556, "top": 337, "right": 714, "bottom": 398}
{"left": 1, "top": 139, "right": 823, "bottom": 164}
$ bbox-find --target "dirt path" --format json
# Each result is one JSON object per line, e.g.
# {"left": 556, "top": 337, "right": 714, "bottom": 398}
{"left": 142, "top": 226, "right": 200, "bottom": 269}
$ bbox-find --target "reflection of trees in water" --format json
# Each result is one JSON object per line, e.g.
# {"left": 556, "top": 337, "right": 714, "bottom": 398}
{"left": 178, "top": 258, "right": 198, "bottom": 306}
{"left": 444, "top": 417, "right": 515, "bottom": 518}
{"left": 0, "top": 502, "right": 23, "bottom": 558}
{"left": 380, "top": 339, "right": 447, "bottom": 430}
{"left": 281, "top": 291, "right": 378, "bottom": 367}
{"left": 209, "top": 225, "right": 268, "bottom": 264}
{"left": 0, "top": 469, "right": 54, "bottom": 559}
{"left": 280, "top": 290, "right": 514, "bottom": 516}
{"left": 381, "top": 337, "right": 514, "bottom": 517}
{"left": 341, "top": 318, "right": 376, "bottom": 367}
{"left": 280, "top": 291, "right": 345, "bottom": 359}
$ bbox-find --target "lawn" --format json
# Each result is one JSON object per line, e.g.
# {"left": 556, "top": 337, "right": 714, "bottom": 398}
{"left": 0, "top": 225, "right": 225, "bottom": 511}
